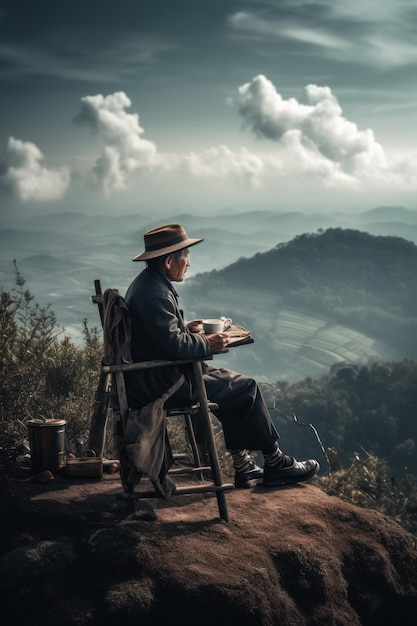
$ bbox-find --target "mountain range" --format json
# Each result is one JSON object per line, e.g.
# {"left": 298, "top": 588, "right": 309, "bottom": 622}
{"left": 1, "top": 205, "right": 416, "bottom": 382}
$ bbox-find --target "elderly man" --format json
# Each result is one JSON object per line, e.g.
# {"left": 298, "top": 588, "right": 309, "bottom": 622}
{"left": 125, "top": 223, "right": 319, "bottom": 488}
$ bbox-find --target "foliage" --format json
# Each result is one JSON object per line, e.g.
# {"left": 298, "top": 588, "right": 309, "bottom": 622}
{"left": 0, "top": 261, "right": 105, "bottom": 470}
{"left": 167, "top": 412, "right": 234, "bottom": 479}
{"left": 259, "top": 361, "right": 417, "bottom": 535}
{"left": 313, "top": 448, "right": 417, "bottom": 537}
{"left": 260, "top": 359, "right": 417, "bottom": 479}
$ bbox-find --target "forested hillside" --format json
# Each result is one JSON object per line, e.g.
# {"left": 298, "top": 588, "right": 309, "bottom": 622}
{"left": 182, "top": 229, "right": 417, "bottom": 380}
{"left": 186, "top": 228, "right": 417, "bottom": 349}
{"left": 260, "top": 359, "right": 417, "bottom": 478}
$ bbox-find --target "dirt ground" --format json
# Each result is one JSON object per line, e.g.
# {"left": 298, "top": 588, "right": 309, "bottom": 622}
{"left": 2, "top": 467, "right": 417, "bottom": 625}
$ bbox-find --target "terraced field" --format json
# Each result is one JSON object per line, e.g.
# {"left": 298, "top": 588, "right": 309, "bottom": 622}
{"left": 184, "top": 287, "right": 404, "bottom": 382}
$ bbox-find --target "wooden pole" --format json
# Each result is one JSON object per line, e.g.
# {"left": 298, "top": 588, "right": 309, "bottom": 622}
{"left": 86, "top": 369, "right": 111, "bottom": 458}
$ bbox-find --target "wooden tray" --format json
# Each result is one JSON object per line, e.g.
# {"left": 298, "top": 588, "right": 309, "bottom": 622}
{"left": 227, "top": 324, "right": 254, "bottom": 347}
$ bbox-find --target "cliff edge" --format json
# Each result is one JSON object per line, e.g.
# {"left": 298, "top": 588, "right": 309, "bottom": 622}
{"left": 1, "top": 473, "right": 416, "bottom": 625}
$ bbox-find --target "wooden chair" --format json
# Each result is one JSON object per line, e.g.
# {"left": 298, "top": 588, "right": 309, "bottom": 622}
{"left": 87, "top": 280, "right": 234, "bottom": 521}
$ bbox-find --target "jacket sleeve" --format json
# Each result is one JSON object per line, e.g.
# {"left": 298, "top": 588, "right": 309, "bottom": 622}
{"left": 140, "top": 291, "right": 211, "bottom": 361}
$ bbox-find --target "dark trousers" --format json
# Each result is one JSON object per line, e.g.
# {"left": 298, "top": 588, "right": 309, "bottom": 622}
{"left": 202, "top": 365, "right": 279, "bottom": 453}
{"left": 127, "top": 363, "right": 280, "bottom": 454}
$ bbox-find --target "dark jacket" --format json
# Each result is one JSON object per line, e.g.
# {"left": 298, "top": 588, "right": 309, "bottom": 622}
{"left": 124, "top": 267, "right": 211, "bottom": 408}
{"left": 125, "top": 267, "right": 279, "bottom": 452}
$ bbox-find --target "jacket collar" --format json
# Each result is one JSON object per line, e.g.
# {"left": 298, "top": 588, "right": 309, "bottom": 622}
{"left": 146, "top": 267, "right": 179, "bottom": 299}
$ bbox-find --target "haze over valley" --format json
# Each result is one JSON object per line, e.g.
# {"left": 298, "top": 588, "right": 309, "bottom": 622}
{"left": 1, "top": 205, "right": 416, "bottom": 382}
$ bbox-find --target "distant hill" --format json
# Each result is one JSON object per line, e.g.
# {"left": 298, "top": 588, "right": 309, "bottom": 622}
{"left": 182, "top": 228, "right": 417, "bottom": 382}
{"left": 360, "top": 205, "right": 417, "bottom": 223}
{"left": 1, "top": 208, "right": 417, "bottom": 380}
{"left": 191, "top": 228, "right": 416, "bottom": 316}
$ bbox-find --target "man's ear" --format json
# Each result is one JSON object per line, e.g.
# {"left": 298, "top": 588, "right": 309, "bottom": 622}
{"left": 164, "top": 254, "right": 173, "bottom": 270}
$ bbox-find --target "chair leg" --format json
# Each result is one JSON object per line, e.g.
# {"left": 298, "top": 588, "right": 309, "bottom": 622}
{"left": 86, "top": 370, "right": 111, "bottom": 457}
{"left": 184, "top": 414, "right": 202, "bottom": 464}
{"left": 192, "top": 361, "right": 229, "bottom": 522}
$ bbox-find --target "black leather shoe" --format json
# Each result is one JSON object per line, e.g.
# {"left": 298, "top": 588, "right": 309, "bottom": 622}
{"left": 235, "top": 463, "right": 264, "bottom": 488}
{"left": 263, "top": 458, "right": 319, "bottom": 487}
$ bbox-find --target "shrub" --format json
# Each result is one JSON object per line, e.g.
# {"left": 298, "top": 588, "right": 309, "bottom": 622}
{"left": 0, "top": 262, "right": 107, "bottom": 472}
{"left": 313, "top": 448, "right": 417, "bottom": 536}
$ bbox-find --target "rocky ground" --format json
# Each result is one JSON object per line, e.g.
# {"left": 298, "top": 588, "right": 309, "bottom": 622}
{"left": 1, "top": 469, "right": 417, "bottom": 626}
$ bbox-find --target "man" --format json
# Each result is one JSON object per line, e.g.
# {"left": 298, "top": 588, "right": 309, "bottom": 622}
{"left": 125, "top": 223, "right": 319, "bottom": 488}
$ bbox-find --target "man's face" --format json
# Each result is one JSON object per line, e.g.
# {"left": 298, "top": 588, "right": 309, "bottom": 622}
{"left": 165, "top": 248, "right": 190, "bottom": 282}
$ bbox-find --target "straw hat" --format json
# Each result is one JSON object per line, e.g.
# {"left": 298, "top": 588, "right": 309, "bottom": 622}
{"left": 132, "top": 223, "right": 204, "bottom": 261}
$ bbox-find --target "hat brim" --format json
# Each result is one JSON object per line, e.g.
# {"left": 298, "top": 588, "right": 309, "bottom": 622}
{"left": 132, "top": 237, "right": 204, "bottom": 261}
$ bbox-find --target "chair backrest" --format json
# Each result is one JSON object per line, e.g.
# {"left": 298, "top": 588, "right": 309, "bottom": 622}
{"left": 91, "top": 280, "right": 131, "bottom": 426}
{"left": 101, "top": 287, "right": 132, "bottom": 367}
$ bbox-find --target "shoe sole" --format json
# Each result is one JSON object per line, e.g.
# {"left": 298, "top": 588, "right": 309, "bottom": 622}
{"left": 235, "top": 477, "right": 264, "bottom": 489}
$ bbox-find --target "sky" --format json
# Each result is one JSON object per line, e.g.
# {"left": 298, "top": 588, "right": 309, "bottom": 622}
{"left": 1, "top": 0, "right": 417, "bottom": 223}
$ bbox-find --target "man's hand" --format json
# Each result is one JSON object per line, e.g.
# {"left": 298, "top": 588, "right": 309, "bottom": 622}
{"left": 206, "top": 332, "right": 229, "bottom": 354}
{"left": 186, "top": 320, "right": 229, "bottom": 353}
{"left": 186, "top": 319, "right": 203, "bottom": 333}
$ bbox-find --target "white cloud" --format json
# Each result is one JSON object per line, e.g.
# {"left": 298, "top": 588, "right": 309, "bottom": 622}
{"left": 0, "top": 136, "right": 70, "bottom": 201}
{"left": 180, "top": 146, "right": 264, "bottom": 186}
{"left": 71, "top": 84, "right": 417, "bottom": 197}
{"left": 74, "top": 91, "right": 266, "bottom": 193}
{"left": 262, "top": 132, "right": 359, "bottom": 190}
{"left": 229, "top": 11, "right": 346, "bottom": 51}
{"left": 228, "top": 1, "right": 417, "bottom": 69}
{"left": 231, "top": 74, "right": 413, "bottom": 188}
{"left": 74, "top": 91, "right": 159, "bottom": 195}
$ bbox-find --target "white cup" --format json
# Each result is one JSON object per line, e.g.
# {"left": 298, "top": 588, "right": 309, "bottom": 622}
{"left": 203, "top": 317, "right": 232, "bottom": 335}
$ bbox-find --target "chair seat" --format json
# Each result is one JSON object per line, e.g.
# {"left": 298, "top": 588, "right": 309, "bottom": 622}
{"left": 167, "top": 401, "right": 219, "bottom": 416}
